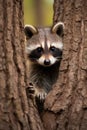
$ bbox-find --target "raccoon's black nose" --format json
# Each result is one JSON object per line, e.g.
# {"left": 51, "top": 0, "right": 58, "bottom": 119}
{"left": 44, "top": 59, "right": 50, "bottom": 65}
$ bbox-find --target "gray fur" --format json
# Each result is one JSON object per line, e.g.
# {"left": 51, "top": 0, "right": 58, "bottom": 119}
{"left": 24, "top": 22, "right": 64, "bottom": 101}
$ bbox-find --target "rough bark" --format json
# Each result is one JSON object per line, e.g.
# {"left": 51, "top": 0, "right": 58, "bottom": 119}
{"left": 1, "top": 0, "right": 87, "bottom": 130}
{"left": 0, "top": 0, "right": 44, "bottom": 130}
{"left": 41, "top": 0, "right": 87, "bottom": 130}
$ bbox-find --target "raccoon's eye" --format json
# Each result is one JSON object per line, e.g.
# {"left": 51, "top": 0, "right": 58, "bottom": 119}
{"left": 37, "top": 47, "right": 43, "bottom": 53}
{"left": 50, "top": 46, "right": 56, "bottom": 52}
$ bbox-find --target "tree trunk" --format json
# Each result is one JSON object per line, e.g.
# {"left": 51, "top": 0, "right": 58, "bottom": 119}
{"left": 0, "top": 0, "right": 44, "bottom": 130}
{"left": 0, "top": 0, "right": 87, "bottom": 130}
{"left": 34, "top": 0, "right": 44, "bottom": 26}
{"left": 41, "top": 0, "right": 87, "bottom": 130}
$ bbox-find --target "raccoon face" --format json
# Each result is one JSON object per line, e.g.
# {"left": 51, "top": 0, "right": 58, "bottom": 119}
{"left": 24, "top": 22, "right": 64, "bottom": 67}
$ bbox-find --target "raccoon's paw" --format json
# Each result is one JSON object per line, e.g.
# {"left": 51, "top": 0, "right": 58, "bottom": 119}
{"left": 35, "top": 88, "right": 47, "bottom": 102}
{"left": 26, "top": 82, "right": 35, "bottom": 98}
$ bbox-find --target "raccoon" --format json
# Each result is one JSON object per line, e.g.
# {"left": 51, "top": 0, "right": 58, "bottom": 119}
{"left": 24, "top": 22, "right": 64, "bottom": 101}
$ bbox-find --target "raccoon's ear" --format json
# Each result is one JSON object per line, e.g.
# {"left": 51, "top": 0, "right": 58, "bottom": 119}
{"left": 51, "top": 22, "right": 64, "bottom": 37}
{"left": 24, "top": 25, "right": 38, "bottom": 38}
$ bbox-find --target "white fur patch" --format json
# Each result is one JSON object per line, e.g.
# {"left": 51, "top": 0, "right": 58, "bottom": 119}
{"left": 49, "top": 55, "right": 57, "bottom": 65}
{"left": 37, "top": 55, "right": 57, "bottom": 66}
{"left": 51, "top": 42, "right": 63, "bottom": 50}
{"left": 37, "top": 56, "right": 45, "bottom": 66}
{"left": 41, "top": 41, "right": 45, "bottom": 48}
{"left": 52, "top": 22, "right": 64, "bottom": 33}
{"left": 25, "top": 44, "right": 40, "bottom": 54}
{"left": 24, "top": 24, "right": 37, "bottom": 34}
{"left": 46, "top": 41, "right": 51, "bottom": 49}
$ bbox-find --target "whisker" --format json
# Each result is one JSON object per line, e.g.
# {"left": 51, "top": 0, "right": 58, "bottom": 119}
{"left": 56, "top": 57, "right": 62, "bottom": 60}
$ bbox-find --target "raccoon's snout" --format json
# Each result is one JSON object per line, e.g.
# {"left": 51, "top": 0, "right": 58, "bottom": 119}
{"left": 44, "top": 59, "right": 50, "bottom": 66}
{"left": 37, "top": 55, "right": 57, "bottom": 67}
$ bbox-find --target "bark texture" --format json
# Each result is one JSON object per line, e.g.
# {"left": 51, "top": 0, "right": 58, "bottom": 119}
{"left": 41, "top": 0, "right": 87, "bottom": 130}
{"left": 0, "top": 0, "right": 44, "bottom": 130}
{"left": 0, "top": 0, "right": 87, "bottom": 130}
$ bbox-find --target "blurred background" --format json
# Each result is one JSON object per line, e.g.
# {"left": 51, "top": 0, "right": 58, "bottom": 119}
{"left": 24, "top": 0, "right": 54, "bottom": 26}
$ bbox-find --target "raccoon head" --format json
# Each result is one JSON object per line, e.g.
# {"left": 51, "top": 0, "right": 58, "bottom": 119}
{"left": 24, "top": 22, "right": 64, "bottom": 67}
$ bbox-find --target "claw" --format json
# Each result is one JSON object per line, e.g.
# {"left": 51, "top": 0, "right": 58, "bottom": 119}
{"left": 35, "top": 89, "right": 47, "bottom": 102}
{"left": 26, "top": 83, "right": 47, "bottom": 101}
{"left": 27, "top": 82, "right": 35, "bottom": 94}
{"left": 26, "top": 82, "right": 35, "bottom": 98}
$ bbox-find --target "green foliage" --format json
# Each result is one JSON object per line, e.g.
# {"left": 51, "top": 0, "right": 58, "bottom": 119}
{"left": 24, "top": 0, "right": 53, "bottom": 26}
